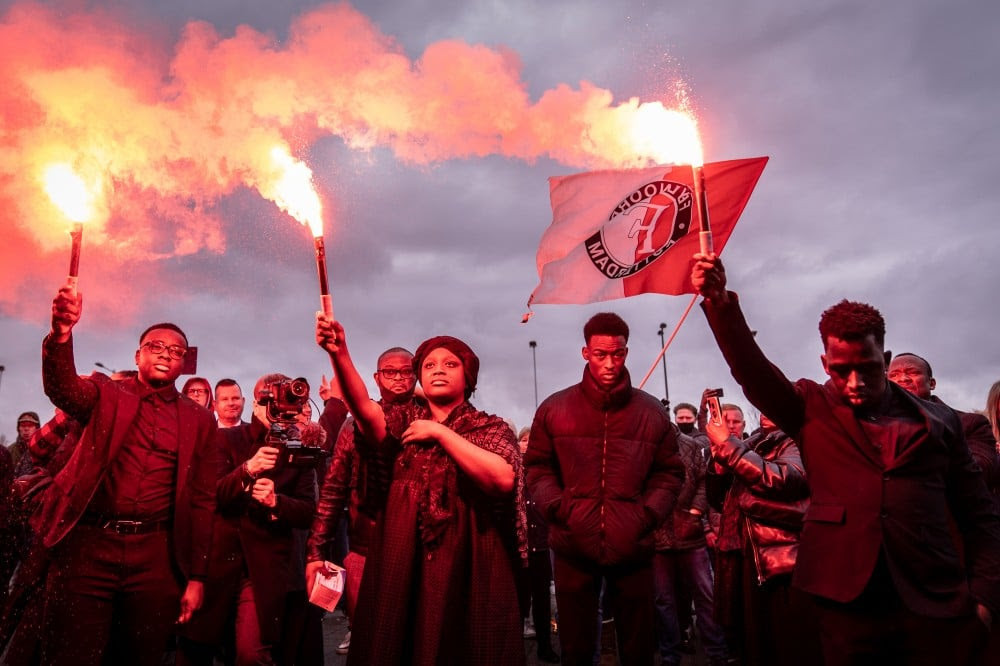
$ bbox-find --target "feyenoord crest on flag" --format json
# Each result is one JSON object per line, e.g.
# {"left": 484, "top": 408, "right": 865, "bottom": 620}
{"left": 584, "top": 179, "right": 694, "bottom": 281}
{"left": 527, "top": 157, "right": 768, "bottom": 306}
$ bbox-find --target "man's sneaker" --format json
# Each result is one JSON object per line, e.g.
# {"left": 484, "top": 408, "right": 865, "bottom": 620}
{"left": 336, "top": 630, "right": 351, "bottom": 655}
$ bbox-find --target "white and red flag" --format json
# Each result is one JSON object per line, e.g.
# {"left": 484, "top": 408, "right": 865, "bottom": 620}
{"left": 527, "top": 157, "right": 768, "bottom": 306}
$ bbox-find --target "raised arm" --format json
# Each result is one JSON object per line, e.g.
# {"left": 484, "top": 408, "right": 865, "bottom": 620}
{"left": 315, "top": 313, "right": 386, "bottom": 443}
{"left": 691, "top": 253, "right": 806, "bottom": 436}
{"left": 42, "top": 285, "right": 98, "bottom": 422}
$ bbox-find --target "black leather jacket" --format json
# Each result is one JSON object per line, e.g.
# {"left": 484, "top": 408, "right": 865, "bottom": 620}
{"left": 707, "top": 427, "right": 809, "bottom": 582}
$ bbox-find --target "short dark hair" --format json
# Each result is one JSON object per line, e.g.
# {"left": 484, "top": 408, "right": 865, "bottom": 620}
{"left": 139, "top": 322, "right": 189, "bottom": 347}
{"left": 377, "top": 347, "right": 413, "bottom": 367}
{"left": 818, "top": 300, "right": 885, "bottom": 348}
{"left": 673, "top": 402, "right": 697, "bottom": 416}
{"left": 583, "top": 312, "right": 629, "bottom": 344}
{"left": 215, "top": 378, "right": 240, "bottom": 391}
{"left": 892, "top": 352, "right": 933, "bottom": 378}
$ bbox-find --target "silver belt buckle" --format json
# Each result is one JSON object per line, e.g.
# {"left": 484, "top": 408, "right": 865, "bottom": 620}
{"left": 111, "top": 519, "right": 143, "bottom": 534}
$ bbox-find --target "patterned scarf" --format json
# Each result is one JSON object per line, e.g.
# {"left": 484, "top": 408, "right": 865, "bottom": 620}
{"left": 385, "top": 399, "right": 529, "bottom": 565}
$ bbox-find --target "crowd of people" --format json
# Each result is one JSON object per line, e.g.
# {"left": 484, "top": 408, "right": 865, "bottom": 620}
{"left": 2, "top": 254, "right": 1000, "bottom": 666}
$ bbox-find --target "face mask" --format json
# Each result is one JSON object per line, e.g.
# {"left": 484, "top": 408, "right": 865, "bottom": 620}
{"left": 677, "top": 422, "right": 695, "bottom": 435}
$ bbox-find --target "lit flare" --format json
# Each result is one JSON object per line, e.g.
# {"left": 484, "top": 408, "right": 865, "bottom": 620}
{"left": 266, "top": 146, "right": 324, "bottom": 238}
{"left": 627, "top": 104, "right": 703, "bottom": 168}
{"left": 261, "top": 145, "right": 333, "bottom": 318}
{"left": 42, "top": 163, "right": 98, "bottom": 223}
{"left": 42, "top": 163, "right": 101, "bottom": 295}
{"left": 623, "top": 105, "right": 713, "bottom": 253}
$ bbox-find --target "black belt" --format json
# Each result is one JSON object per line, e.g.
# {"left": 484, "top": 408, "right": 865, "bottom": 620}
{"left": 79, "top": 514, "right": 172, "bottom": 535}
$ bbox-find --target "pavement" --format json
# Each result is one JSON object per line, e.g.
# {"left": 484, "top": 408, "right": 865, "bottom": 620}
{"left": 320, "top": 611, "right": 710, "bottom": 665}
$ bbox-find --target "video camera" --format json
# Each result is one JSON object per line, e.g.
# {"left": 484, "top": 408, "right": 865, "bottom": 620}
{"left": 257, "top": 377, "right": 326, "bottom": 468}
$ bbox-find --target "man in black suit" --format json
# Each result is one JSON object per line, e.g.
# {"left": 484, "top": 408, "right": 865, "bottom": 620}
{"left": 888, "top": 352, "right": 998, "bottom": 491}
{"left": 38, "top": 285, "right": 218, "bottom": 666}
{"left": 177, "top": 373, "right": 316, "bottom": 666}
{"left": 691, "top": 253, "right": 1000, "bottom": 665}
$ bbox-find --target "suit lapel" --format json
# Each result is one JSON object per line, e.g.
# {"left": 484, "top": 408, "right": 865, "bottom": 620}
{"left": 821, "top": 381, "right": 883, "bottom": 468}
{"left": 889, "top": 385, "right": 940, "bottom": 468}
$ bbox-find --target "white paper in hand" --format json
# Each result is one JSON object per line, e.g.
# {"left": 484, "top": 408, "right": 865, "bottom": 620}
{"left": 308, "top": 561, "right": 345, "bottom": 611}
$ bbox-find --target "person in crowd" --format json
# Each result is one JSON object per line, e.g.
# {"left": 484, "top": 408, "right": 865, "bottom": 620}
{"left": 516, "top": 426, "right": 560, "bottom": 663}
{"left": 888, "top": 353, "right": 998, "bottom": 491}
{"left": 692, "top": 252, "right": 1000, "bottom": 665}
{"left": 672, "top": 403, "right": 698, "bottom": 436}
{"left": 705, "top": 407, "right": 816, "bottom": 666}
{"left": 673, "top": 398, "right": 710, "bottom": 650}
{"left": 307, "top": 348, "right": 415, "bottom": 657}
{"left": 215, "top": 378, "right": 247, "bottom": 428}
{"left": 7, "top": 412, "right": 40, "bottom": 476}
{"left": 0, "top": 436, "right": 15, "bottom": 608}
{"left": 182, "top": 376, "right": 214, "bottom": 411}
{"left": 987, "top": 380, "right": 1000, "bottom": 494}
{"left": 316, "top": 316, "right": 527, "bottom": 665}
{"left": 988, "top": 381, "right": 1000, "bottom": 446}
{"left": 652, "top": 423, "right": 729, "bottom": 666}
{"left": 525, "top": 312, "right": 684, "bottom": 666}
{"left": 721, "top": 404, "right": 747, "bottom": 439}
{"left": 176, "top": 373, "right": 317, "bottom": 666}
{"left": 0, "top": 409, "right": 82, "bottom": 665}
{"left": 36, "top": 285, "right": 218, "bottom": 666}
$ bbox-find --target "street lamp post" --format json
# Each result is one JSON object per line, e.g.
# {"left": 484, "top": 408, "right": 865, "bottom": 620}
{"left": 657, "top": 323, "right": 670, "bottom": 410}
{"left": 529, "top": 341, "right": 538, "bottom": 409}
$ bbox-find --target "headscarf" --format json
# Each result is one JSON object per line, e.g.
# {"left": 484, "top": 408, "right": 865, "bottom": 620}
{"left": 412, "top": 335, "right": 480, "bottom": 399}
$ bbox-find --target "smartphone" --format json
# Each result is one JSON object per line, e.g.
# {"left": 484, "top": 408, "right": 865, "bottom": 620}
{"left": 705, "top": 388, "right": 724, "bottom": 427}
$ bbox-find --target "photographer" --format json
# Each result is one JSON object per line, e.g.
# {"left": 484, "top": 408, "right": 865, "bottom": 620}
{"left": 177, "top": 373, "right": 317, "bottom": 666}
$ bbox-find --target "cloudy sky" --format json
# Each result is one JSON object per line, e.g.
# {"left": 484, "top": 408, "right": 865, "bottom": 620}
{"left": 2, "top": 0, "right": 998, "bottom": 440}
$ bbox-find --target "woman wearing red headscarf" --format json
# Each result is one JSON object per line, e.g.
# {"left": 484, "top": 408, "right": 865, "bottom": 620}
{"left": 315, "top": 315, "right": 527, "bottom": 666}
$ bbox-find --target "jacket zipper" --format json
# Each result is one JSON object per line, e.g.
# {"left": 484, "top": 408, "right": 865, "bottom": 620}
{"left": 744, "top": 514, "right": 766, "bottom": 585}
{"left": 599, "top": 411, "right": 608, "bottom": 560}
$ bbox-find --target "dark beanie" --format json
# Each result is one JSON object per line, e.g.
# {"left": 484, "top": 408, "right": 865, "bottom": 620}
{"left": 412, "top": 335, "right": 480, "bottom": 399}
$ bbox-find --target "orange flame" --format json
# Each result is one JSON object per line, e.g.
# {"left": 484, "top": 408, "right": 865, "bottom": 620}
{"left": 626, "top": 103, "right": 703, "bottom": 167}
{"left": 261, "top": 146, "right": 325, "bottom": 238}
{"left": 42, "top": 163, "right": 99, "bottom": 223}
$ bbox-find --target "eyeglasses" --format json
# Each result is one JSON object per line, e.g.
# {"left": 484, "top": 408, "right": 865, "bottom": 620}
{"left": 379, "top": 368, "right": 415, "bottom": 379}
{"left": 141, "top": 340, "right": 187, "bottom": 360}
{"left": 186, "top": 388, "right": 209, "bottom": 395}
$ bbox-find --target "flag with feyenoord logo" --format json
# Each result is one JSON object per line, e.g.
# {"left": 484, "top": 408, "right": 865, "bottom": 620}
{"left": 527, "top": 157, "right": 768, "bottom": 306}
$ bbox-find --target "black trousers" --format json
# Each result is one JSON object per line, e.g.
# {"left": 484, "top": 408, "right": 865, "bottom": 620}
{"left": 517, "top": 549, "right": 554, "bottom": 644}
{"left": 40, "top": 526, "right": 181, "bottom": 666}
{"left": 811, "top": 560, "right": 988, "bottom": 666}
{"left": 553, "top": 553, "right": 655, "bottom": 666}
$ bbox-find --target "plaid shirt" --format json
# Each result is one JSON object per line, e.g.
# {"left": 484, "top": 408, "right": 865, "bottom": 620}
{"left": 27, "top": 409, "right": 81, "bottom": 468}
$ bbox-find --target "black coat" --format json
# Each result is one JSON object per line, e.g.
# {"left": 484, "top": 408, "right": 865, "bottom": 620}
{"left": 525, "top": 367, "right": 684, "bottom": 566}
{"left": 194, "top": 420, "right": 316, "bottom": 644}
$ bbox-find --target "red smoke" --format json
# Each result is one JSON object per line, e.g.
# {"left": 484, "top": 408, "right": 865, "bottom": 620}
{"left": 0, "top": 1, "right": 695, "bottom": 319}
